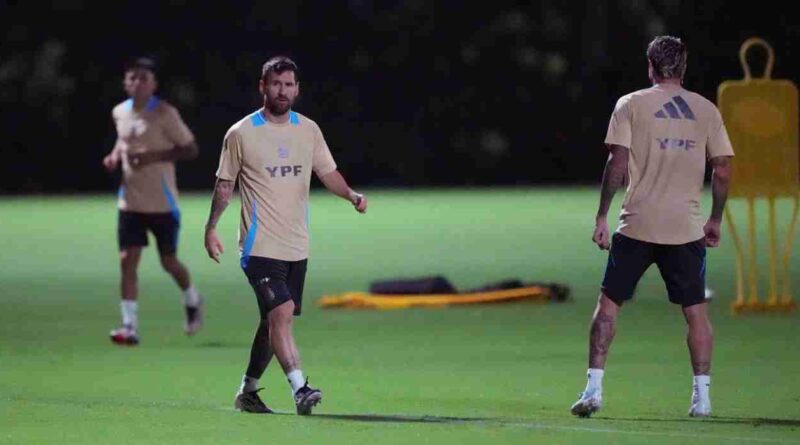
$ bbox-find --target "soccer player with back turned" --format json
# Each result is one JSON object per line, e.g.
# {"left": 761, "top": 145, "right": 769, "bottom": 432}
{"left": 570, "top": 36, "right": 734, "bottom": 418}
{"left": 204, "top": 56, "right": 368, "bottom": 415}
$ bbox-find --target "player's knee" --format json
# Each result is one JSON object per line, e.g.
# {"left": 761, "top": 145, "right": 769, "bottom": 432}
{"left": 597, "top": 293, "right": 621, "bottom": 316}
{"left": 159, "top": 255, "right": 180, "bottom": 272}
{"left": 268, "top": 301, "right": 294, "bottom": 327}
{"left": 120, "top": 249, "right": 141, "bottom": 270}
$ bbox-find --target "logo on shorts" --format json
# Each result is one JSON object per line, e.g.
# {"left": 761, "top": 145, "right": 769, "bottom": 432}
{"left": 278, "top": 146, "right": 290, "bottom": 158}
{"left": 255, "top": 277, "right": 270, "bottom": 286}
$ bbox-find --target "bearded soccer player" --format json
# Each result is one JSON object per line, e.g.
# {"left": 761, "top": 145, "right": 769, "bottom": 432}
{"left": 570, "top": 36, "right": 734, "bottom": 418}
{"left": 204, "top": 56, "right": 368, "bottom": 415}
{"left": 103, "top": 57, "right": 204, "bottom": 345}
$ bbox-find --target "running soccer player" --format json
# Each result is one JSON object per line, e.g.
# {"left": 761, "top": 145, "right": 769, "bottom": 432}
{"left": 103, "top": 57, "right": 204, "bottom": 345}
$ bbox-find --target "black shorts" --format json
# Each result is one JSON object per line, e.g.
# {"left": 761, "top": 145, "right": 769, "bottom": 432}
{"left": 602, "top": 233, "right": 706, "bottom": 307}
{"left": 118, "top": 211, "right": 180, "bottom": 255}
{"left": 243, "top": 256, "right": 308, "bottom": 317}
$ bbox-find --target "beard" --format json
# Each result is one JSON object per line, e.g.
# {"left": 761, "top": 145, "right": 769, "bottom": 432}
{"left": 266, "top": 96, "right": 292, "bottom": 116}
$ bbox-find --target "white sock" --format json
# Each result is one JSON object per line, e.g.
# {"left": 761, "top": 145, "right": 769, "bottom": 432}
{"left": 240, "top": 375, "right": 259, "bottom": 393}
{"left": 287, "top": 369, "right": 305, "bottom": 393}
{"left": 585, "top": 368, "right": 604, "bottom": 395}
{"left": 121, "top": 300, "right": 138, "bottom": 330}
{"left": 693, "top": 375, "right": 710, "bottom": 400}
{"left": 183, "top": 285, "right": 201, "bottom": 307}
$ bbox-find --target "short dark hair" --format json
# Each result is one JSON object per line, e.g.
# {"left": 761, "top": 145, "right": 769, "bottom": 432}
{"left": 647, "top": 36, "right": 687, "bottom": 80}
{"left": 125, "top": 56, "right": 158, "bottom": 78}
{"left": 261, "top": 56, "right": 299, "bottom": 82}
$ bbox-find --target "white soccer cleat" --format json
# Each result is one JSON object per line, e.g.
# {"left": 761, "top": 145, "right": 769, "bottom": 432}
{"left": 184, "top": 295, "right": 204, "bottom": 336}
{"left": 109, "top": 325, "right": 139, "bottom": 346}
{"left": 688, "top": 390, "right": 712, "bottom": 417}
{"left": 570, "top": 390, "right": 602, "bottom": 418}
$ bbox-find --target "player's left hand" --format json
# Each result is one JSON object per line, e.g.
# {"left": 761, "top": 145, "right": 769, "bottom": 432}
{"left": 352, "top": 193, "right": 367, "bottom": 213}
{"left": 703, "top": 219, "right": 721, "bottom": 247}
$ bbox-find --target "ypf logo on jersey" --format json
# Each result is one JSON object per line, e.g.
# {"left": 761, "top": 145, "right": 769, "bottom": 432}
{"left": 656, "top": 138, "right": 697, "bottom": 151}
{"left": 266, "top": 165, "right": 303, "bottom": 177}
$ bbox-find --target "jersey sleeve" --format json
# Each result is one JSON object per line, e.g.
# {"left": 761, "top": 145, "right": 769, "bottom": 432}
{"left": 312, "top": 124, "right": 337, "bottom": 176}
{"left": 216, "top": 129, "right": 243, "bottom": 180}
{"left": 604, "top": 96, "right": 632, "bottom": 149}
{"left": 707, "top": 108, "right": 735, "bottom": 158}
{"left": 162, "top": 106, "right": 195, "bottom": 146}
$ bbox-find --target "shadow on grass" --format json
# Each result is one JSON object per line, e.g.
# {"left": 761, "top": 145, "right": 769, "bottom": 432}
{"left": 299, "top": 413, "right": 491, "bottom": 424}
{"left": 596, "top": 415, "right": 800, "bottom": 427}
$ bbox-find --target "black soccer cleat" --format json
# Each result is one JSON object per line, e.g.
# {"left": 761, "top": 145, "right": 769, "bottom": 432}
{"left": 234, "top": 388, "right": 274, "bottom": 414}
{"left": 293, "top": 379, "right": 322, "bottom": 415}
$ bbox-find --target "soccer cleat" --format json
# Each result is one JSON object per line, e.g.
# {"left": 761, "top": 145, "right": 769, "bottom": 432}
{"left": 294, "top": 379, "right": 323, "bottom": 416}
{"left": 570, "top": 390, "right": 602, "bottom": 418}
{"left": 184, "top": 295, "right": 204, "bottom": 336}
{"left": 234, "top": 388, "right": 274, "bottom": 414}
{"left": 109, "top": 325, "right": 139, "bottom": 346}
{"left": 688, "top": 389, "right": 711, "bottom": 417}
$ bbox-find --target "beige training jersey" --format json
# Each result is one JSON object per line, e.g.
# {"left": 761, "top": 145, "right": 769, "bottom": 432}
{"left": 605, "top": 84, "right": 735, "bottom": 244}
{"left": 113, "top": 96, "right": 195, "bottom": 214}
{"left": 216, "top": 110, "right": 337, "bottom": 263}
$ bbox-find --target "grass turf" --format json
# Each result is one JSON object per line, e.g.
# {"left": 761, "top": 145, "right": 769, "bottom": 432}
{"left": 1, "top": 188, "right": 799, "bottom": 444}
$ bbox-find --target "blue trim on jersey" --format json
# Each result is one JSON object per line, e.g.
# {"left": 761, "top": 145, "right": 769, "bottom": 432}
{"left": 289, "top": 111, "right": 300, "bottom": 125}
{"left": 123, "top": 99, "right": 133, "bottom": 111}
{"left": 118, "top": 185, "right": 126, "bottom": 200}
{"left": 251, "top": 110, "right": 267, "bottom": 127}
{"left": 145, "top": 96, "right": 160, "bottom": 112}
{"left": 240, "top": 201, "right": 259, "bottom": 269}
{"left": 161, "top": 176, "right": 181, "bottom": 250}
{"left": 160, "top": 177, "right": 181, "bottom": 222}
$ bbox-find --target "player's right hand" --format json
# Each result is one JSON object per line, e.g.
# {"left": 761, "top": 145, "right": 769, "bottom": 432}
{"left": 102, "top": 154, "right": 119, "bottom": 172}
{"left": 204, "top": 227, "right": 224, "bottom": 263}
{"left": 592, "top": 218, "right": 611, "bottom": 250}
{"left": 703, "top": 219, "right": 721, "bottom": 247}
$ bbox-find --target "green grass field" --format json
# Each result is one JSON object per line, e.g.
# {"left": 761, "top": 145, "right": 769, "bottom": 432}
{"left": 2, "top": 188, "right": 799, "bottom": 444}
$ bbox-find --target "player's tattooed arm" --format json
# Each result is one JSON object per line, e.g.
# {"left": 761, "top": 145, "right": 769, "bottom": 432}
{"left": 596, "top": 144, "right": 629, "bottom": 220}
{"left": 206, "top": 178, "right": 235, "bottom": 229}
{"left": 704, "top": 155, "right": 732, "bottom": 248}
{"left": 709, "top": 156, "right": 732, "bottom": 221}
{"left": 204, "top": 178, "right": 235, "bottom": 263}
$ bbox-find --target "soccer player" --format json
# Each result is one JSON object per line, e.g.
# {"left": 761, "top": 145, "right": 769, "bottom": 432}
{"left": 204, "top": 56, "right": 368, "bottom": 415}
{"left": 103, "top": 57, "right": 204, "bottom": 345}
{"left": 570, "top": 36, "right": 734, "bottom": 418}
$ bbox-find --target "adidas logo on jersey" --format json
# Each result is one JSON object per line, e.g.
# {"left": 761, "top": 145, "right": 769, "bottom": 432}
{"left": 654, "top": 96, "right": 696, "bottom": 120}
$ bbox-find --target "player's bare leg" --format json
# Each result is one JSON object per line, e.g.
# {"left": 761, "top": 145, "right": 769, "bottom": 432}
{"left": 269, "top": 300, "right": 321, "bottom": 415}
{"left": 160, "top": 253, "right": 203, "bottom": 335}
{"left": 572, "top": 293, "right": 620, "bottom": 417}
{"left": 234, "top": 320, "right": 275, "bottom": 413}
{"left": 683, "top": 302, "right": 713, "bottom": 417}
{"left": 111, "top": 247, "right": 142, "bottom": 345}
